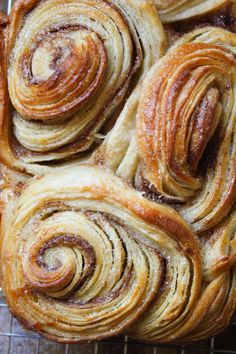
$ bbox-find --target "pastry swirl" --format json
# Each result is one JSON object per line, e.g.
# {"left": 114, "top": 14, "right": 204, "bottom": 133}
{"left": 0, "top": 3, "right": 235, "bottom": 346}
{"left": 93, "top": 27, "right": 236, "bottom": 233}
{"left": 0, "top": 0, "right": 166, "bottom": 175}
{"left": 0, "top": 165, "right": 201, "bottom": 343}
{"left": 155, "top": 0, "right": 230, "bottom": 23}
{"left": 138, "top": 28, "right": 236, "bottom": 233}
{"left": 132, "top": 207, "right": 236, "bottom": 342}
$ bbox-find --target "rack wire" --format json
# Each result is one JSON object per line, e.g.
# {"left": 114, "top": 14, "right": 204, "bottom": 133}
{"left": 0, "top": 0, "right": 236, "bottom": 353}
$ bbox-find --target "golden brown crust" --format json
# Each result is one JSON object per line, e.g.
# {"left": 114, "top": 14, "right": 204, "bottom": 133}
{"left": 155, "top": 0, "right": 231, "bottom": 23}
{"left": 137, "top": 42, "right": 235, "bottom": 201}
{"left": 93, "top": 26, "right": 236, "bottom": 234}
{"left": 0, "top": 12, "right": 18, "bottom": 172}
{"left": 0, "top": 0, "right": 166, "bottom": 175}
{"left": 131, "top": 206, "right": 236, "bottom": 343}
{"left": 90, "top": 26, "right": 236, "bottom": 342}
{"left": 0, "top": 165, "right": 201, "bottom": 343}
{"left": 0, "top": 0, "right": 235, "bottom": 346}
{"left": 1, "top": 165, "right": 234, "bottom": 343}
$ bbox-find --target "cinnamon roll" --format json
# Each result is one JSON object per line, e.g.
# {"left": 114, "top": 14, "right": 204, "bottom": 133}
{"left": 0, "top": 0, "right": 166, "bottom": 175}
{"left": 0, "top": 165, "right": 201, "bottom": 343}
{"left": 93, "top": 27, "right": 236, "bottom": 233}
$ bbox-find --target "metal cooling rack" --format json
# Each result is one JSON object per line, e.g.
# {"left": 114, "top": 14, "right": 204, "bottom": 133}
{"left": 0, "top": 0, "right": 236, "bottom": 353}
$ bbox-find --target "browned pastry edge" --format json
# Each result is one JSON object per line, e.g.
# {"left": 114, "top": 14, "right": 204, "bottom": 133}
{"left": 165, "top": 2, "right": 236, "bottom": 46}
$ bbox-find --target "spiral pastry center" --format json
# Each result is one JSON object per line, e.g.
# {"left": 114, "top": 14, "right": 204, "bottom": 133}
{"left": 25, "top": 231, "right": 96, "bottom": 298}
{"left": 0, "top": 165, "right": 201, "bottom": 342}
{"left": 14, "top": 28, "right": 106, "bottom": 121}
{"left": 6, "top": 0, "right": 150, "bottom": 166}
{"left": 138, "top": 43, "right": 236, "bottom": 203}
{"left": 21, "top": 210, "right": 154, "bottom": 303}
{"left": 188, "top": 86, "right": 221, "bottom": 171}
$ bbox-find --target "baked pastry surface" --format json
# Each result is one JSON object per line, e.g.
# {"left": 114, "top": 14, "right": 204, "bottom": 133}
{"left": 93, "top": 26, "right": 236, "bottom": 233}
{"left": 0, "top": 0, "right": 166, "bottom": 175}
{"left": 1, "top": 165, "right": 235, "bottom": 343}
{"left": 0, "top": 0, "right": 235, "bottom": 346}
{"left": 0, "top": 165, "right": 201, "bottom": 342}
{"left": 156, "top": 0, "right": 230, "bottom": 23}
